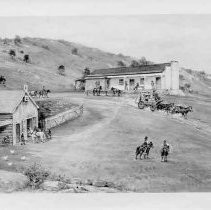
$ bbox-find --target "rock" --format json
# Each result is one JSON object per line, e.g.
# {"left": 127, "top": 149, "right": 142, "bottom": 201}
{"left": 93, "top": 180, "right": 107, "bottom": 187}
{"left": 0, "top": 170, "right": 28, "bottom": 192}
{"left": 71, "top": 178, "right": 82, "bottom": 185}
{"left": 105, "top": 181, "right": 115, "bottom": 188}
{"left": 41, "top": 180, "right": 60, "bottom": 191}
{"left": 84, "top": 179, "right": 93, "bottom": 185}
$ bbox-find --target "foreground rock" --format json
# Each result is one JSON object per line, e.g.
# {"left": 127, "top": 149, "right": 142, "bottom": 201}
{"left": 0, "top": 170, "right": 28, "bottom": 192}
{"left": 40, "top": 179, "right": 122, "bottom": 193}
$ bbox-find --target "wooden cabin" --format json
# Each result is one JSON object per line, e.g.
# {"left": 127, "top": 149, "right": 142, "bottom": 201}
{"left": 0, "top": 86, "right": 39, "bottom": 145}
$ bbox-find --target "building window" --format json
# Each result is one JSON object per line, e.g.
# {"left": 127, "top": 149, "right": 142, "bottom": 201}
{"left": 129, "top": 79, "right": 135, "bottom": 86}
{"left": 140, "top": 78, "right": 144, "bottom": 85}
{"left": 119, "top": 79, "right": 124, "bottom": 85}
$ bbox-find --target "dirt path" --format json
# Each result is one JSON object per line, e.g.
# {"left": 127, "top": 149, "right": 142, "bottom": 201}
{"left": 25, "top": 93, "right": 211, "bottom": 192}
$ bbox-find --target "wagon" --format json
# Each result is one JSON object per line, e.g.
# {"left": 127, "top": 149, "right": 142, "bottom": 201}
{"left": 137, "top": 91, "right": 160, "bottom": 111}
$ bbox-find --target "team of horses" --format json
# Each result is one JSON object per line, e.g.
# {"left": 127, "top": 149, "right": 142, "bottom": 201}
{"left": 156, "top": 101, "right": 193, "bottom": 118}
{"left": 93, "top": 87, "right": 122, "bottom": 97}
{"left": 135, "top": 141, "right": 170, "bottom": 162}
{"left": 29, "top": 89, "right": 51, "bottom": 98}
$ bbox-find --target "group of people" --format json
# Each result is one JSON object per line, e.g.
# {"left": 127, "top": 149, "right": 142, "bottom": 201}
{"left": 136, "top": 136, "right": 170, "bottom": 162}
{"left": 20, "top": 127, "right": 52, "bottom": 145}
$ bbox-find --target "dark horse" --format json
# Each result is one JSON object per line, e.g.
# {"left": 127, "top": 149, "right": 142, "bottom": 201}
{"left": 135, "top": 142, "right": 154, "bottom": 159}
{"left": 111, "top": 87, "right": 122, "bottom": 96}
{"left": 39, "top": 89, "right": 51, "bottom": 98}
{"left": 0, "top": 75, "right": 6, "bottom": 86}
{"left": 93, "top": 86, "right": 102, "bottom": 96}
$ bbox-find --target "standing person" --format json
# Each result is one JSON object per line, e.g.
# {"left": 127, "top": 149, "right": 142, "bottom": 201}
{"left": 21, "top": 133, "right": 26, "bottom": 145}
{"left": 161, "top": 140, "right": 170, "bottom": 162}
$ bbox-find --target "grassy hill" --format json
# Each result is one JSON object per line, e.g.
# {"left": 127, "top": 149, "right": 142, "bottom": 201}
{"left": 0, "top": 37, "right": 210, "bottom": 94}
{"left": 0, "top": 37, "right": 132, "bottom": 91}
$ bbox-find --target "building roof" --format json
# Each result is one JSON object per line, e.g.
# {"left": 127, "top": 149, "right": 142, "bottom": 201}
{"left": 0, "top": 90, "right": 38, "bottom": 114}
{"left": 86, "top": 63, "right": 171, "bottom": 78}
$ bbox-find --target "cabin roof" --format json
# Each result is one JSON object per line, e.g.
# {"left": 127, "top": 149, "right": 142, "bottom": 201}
{"left": 0, "top": 90, "right": 38, "bottom": 114}
{"left": 86, "top": 63, "right": 171, "bottom": 78}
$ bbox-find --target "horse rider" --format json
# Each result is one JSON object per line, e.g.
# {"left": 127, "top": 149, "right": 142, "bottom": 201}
{"left": 141, "top": 136, "right": 149, "bottom": 149}
{"left": 161, "top": 140, "right": 170, "bottom": 162}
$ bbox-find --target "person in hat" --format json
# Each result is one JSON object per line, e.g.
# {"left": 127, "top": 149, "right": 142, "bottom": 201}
{"left": 141, "top": 136, "right": 149, "bottom": 149}
{"left": 161, "top": 140, "right": 170, "bottom": 162}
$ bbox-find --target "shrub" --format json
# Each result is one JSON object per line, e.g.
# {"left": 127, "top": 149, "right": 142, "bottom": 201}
{"left": 24, "top": 163, "right": 49, "bottom": 189}
{"left": 179, "top": 74, "right": 185, "bottom": 80}
{"left": 117, "top": 61, "right": 126, "bottom": 67}
{"left": 71, "top": 47, "right": 78, "bottom": 55}
{"left": 20, "top": 50, "right": 24, "bottom": 54}
{"left": 14, "top": 35, "right": 22, "bottom": 45}
{"left": 9, "top": 49, "right": 16, "bottom": 58}
{"left": 23, "top": 54, "right": 29, "bottom": 63}
{"left": 130, "top": 60, "right": 140, "bottom": 67}
{"left": 58, "top": 65, "right": 65, "bottom": 76}
{"left": 42, "top": 45, "right": 50, "bottom": 50}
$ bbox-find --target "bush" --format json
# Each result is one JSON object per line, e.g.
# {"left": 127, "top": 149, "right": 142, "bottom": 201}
{"left": 14, "top": 35, "right": 22, "bottom": 45}
{"left": 58, "top": 65, "right": 65, "bottom": 76}
{"left": 42, "top": 45, "right": 50, "bottom": 50}
{"left": 179, "top": 74, "right": 185, "bottom": 80}
{"left": 23, "top": 54, "right": 29, "bottom": 63}
{"left": 9, "top": 49, "right": 16, "bottom": 58}
{"left": 24, "top": 163, "right": 49, "bottom": 189}
{"left": 117, "top": 61, "right": 126, "bottom": 67}
{"left": 71, "top": 48, "right": 78, "bottom": 55}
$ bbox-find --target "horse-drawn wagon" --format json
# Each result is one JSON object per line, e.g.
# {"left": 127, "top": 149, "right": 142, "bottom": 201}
{"left": 136, "top": 90, "right": 193, "bottom": 118}
{"left": 136, "top": 90, "right": 161, "bottom": 111}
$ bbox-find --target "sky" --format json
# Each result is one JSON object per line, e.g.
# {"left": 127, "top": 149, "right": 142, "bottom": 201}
{"left": 0, "top": 1, "right": 211, "bottom": 72}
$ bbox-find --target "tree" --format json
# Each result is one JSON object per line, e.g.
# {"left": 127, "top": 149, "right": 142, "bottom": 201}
{"left": 58, "top": 65, "right": 65, "bottom": 76}
{"left": 130, "top": 60, "right": 140, "bottom": 67}
{"left": 23, "top": 54, "right": 30, "bottom": 63}
{"left": 72, "top": 48, "right": 78, "bottom": 55}
{"left": 14, "top": 35, "right": 22, "bottom": 45}
{"left": 139, "top": 56, "right": 147, "bottom": 65}
{"left": 83, "top": 67, "right": 90, "bottom": 77}
{"left": 9, "top": 49, "right": 16, "bottom": 59}
{"left": 117, "top": 60, "right": 126, "bottom": 67}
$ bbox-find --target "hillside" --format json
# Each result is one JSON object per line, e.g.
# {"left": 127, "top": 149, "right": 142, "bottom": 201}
{"left": 0, "top": 37, "right": 132, "bottom": 91}
{"left": 0, "top": 37, "right": 210, "bottom": 94}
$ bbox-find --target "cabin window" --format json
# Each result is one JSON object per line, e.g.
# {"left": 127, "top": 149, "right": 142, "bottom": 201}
{"left": 129, "top": 79, "right": 135, "bottom": 86}
{"left": 119, "top": 79, "right": 124, "bottom": 85}
{"left": 140, "top": 78, "right": 144, "bottom": 85}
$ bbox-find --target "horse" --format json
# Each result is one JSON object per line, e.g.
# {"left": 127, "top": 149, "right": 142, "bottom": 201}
{"left": 0, "top": 75, "right": 6, "bottom": 85}
{"left": 111, "top": 87, "right": 122, "bottom": 96}
{"left": 135, "top": 141, "right": 153, "bottom": 159}
{"left": 161, "top": 145, "right": 170, "bottom": 162}
{"left": 29, "top": 90, "right": 38, "bottom": 97}
{"left": 38, "top": 89, "right": 51, "bottom": 98}
{"left": 93, "top": 86, "right": 102, "bottom": 96}
{"left": 171, "top": 105, "right": 192, "bottom": 118}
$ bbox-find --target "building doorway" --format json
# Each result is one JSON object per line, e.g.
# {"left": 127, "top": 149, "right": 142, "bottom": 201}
{"left": 16, "top": 123, "right": 21, "bottom": 143}
{"left": 106, "top": 79, "right": 110, "bottom": 89}
{"left": 156, "top": 77, "right": 161, "bottom": 89}
{"left": 27, "top": 118, "right": 33, "bottom": 130}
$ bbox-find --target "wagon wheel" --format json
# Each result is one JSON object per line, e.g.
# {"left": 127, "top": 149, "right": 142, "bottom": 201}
{"left": 138, "top": 101, "right": 145, "bottom": 109}
{"left": 150, "top": 105, "right": 156, "bottom": 112}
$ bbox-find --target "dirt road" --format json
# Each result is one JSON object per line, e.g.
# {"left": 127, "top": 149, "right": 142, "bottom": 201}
{"left": 26, "top": 93, "right": 211, "bottom": 192}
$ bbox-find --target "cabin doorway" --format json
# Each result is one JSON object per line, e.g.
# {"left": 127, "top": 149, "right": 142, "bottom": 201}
{"left": 156, "top": 77, "right": 161, "bottom": 89}
{"left": 16, "top": 123, "right": 21, "bottom": 143}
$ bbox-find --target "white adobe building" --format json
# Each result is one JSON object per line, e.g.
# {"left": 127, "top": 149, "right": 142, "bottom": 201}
{"left": 84, "top": 61, "right": 179, "bottom": 93}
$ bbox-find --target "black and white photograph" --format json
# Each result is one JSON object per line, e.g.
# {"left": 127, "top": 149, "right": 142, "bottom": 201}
{"left": 0, "top": 0, "right": 210, "bottom": 209}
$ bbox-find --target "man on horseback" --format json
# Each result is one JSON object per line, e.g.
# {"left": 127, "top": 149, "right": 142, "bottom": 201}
{"left": 161, "top": 140, "right": 170, "bottom": 162}
{"left": 141, "top": 136, "right": 149, "bottom": 148}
